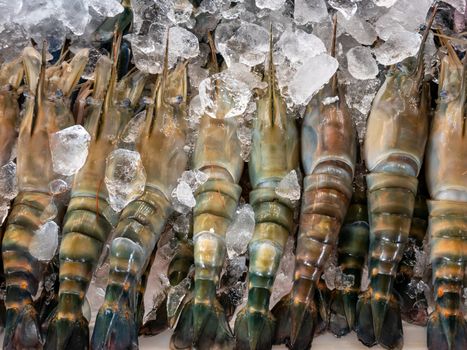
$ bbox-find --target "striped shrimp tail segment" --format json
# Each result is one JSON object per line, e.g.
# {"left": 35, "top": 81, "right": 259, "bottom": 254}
{"left": 330, "top": 193, "right": 369, "bottom": 336}
{"left": 92, "top": 189, "right": 171, "bottom": 350}
{"left": 2, "top": 192, "right": 53, "bottom": 349}
{"left": 235, "top": 186, "right": 295, "bottom": 350}
{"left": 356, "top": 172, "right": 418, "bottom": 350}
{"left": 171, "top": 178, "right": 241, "bottom": 350}
{"left": 45, "top": 194, "right": 113, "bottom": 350}
{"left": 273, "top": 171, "right": 352, "bottom": 349}
{"left": 427, "top": 200, "right": 466, "bottom": 350}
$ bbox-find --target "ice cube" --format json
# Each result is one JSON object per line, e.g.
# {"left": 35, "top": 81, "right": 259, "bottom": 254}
{"left": 50, "top": 125, "right": 91, "bottom": 176}
{"left": 275, "top": 28, "right": 327, "bottom": 65}
{"left": 346, "top": 46, "right": 379, "bottom": 80}
{"left": 180, "top": 170, "right": 208, "bottom": 191}
{"left": 167, "top": 276, "right": 192, "bottom": 319}
{"left": 59, "top": 0, "right": 90, "bottom": 36}
{"left": 375, "top": 0, "right": 432, "bottom": 41}
{"left": 88, "top": 0, "right": 124, "bottom": 17}
{"left": 199, "top": 72, "right": 252, "bottom": 119}
{"left": 374, "top": 29, "right": 422, "bottom": 66}
{"left": 270, "top": 235, "right": 295, "bottom": 306}
{"left": 0, "top": 199, "right": 10, "bottom": 225}
{"left": 338, "top": 12, "right": 377, "bottom": 46}
{"left": 288, "top": 54, "right": 339, "bottom": 106}
{"left": 255, "top": 0, "right": 286, "bottom": 11}
{"left": 275, "top": 170, "right": 301, "bottom": 201}
{"left": 237, "top": 125, "right": 253, "bottom": 162}
{"left": 294, "top": 0, "right": 328, "bottom": 25}
{"left": 225, "top": 204, "right": 255, "bottom": 258}
{"left": 372, "top": 0, "right": 398, "bottom": 7}
{"left": 168, "top": 0, "right": 194, "bottom": 24}
{"left": 0, "top": 161, "right": 18, "bottom": 200}
{"left": 329, "top": 0, "right": 358, "bottom": 19}
{"left": 29, "top": 221, "right": 59, "bottom": 262}
{"left": 173, "top": 181, "right": 196, "bottom": 208}
{"left": 105, "top": 149, "right": 146, "bottom": 212}
{"left": 215, "top": 21, "right": 269, "bottom": 67}
{"left": 169, "top": 26, "right": 200, "bottom": 62}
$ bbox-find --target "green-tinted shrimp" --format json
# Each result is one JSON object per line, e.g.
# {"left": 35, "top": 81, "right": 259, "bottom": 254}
{"left": 91, "top": 60, "right": 189, "bottom": 349}
{"left": 234, "top": 36, "right": 299, "bottom": 350}
{"left": 45, "top": 37, "right": 147, "bottom": 350}
{"left": 2, "top": 47, "right": 88, "bottom": 349}
{"left": 425, "top": 41, "right": 466, "bottom": 350}
{"left": 356, "top": 9, "right": 436, "bottom": 350}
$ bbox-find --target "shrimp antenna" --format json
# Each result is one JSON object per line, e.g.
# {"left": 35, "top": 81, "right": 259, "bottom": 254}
{"left": 268, "top": 23, "right": 277, "bottom": 126}
{"left": 103, "top": 26, "right": 123, "bottom": 114}
{"left": 161, "top": 28, "right": 170, "bottom": 104}
{"left": 330, "top": 14, "right": 338, "bottom": 96}
{"left": 414, "top": 3, "right": 438, "bottom": 88}
{"left": 32, "top": 41, "right": 47, "bottom": 134}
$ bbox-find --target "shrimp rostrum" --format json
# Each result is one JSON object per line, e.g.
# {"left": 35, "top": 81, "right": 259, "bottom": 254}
{"left": 2, "top": 46, "right": 88, "bottom": 349}
{"left": 425, "top": 41, "right": 466, "bottom": 350}
{"left": 45, "top": 37, "right": 147, "bottom": 350}
{"left": 92, "top": 61, "right": 189, "bottom": 349}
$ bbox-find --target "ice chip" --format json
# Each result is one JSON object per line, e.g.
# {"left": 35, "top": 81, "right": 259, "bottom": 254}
{"left": 270, "top": 236, "right": 295, "bottom": 306}
{"left": 49, "top": 179, "right": 70, "bottom": 195}
{"left": 237, "top": 125, "right": 253, "bottom": 162}
{"left": 0, "top": 199, "right": 10, "bottom": 225}
{"left": 322, "top": 96, "right": 340, "bottom": 106}
{"left": 30, "top": 221, "right": 59, "bottom": 261}
{"left": 88, "top": 0, "right": 124, "bottom": 17}
{"left": 338, "top": 12, "right": 377, "bottom": 45}
{"left": 167, "top": 276, "right": 192, "bottom": 319}
{"left": 443, "top": 0, "right": 466, "bottom": 13}
{"left": 360, "top": 264, "right": 370, "bottom": 291}
{"left": 50, "top": 125, "right": 91, "bottom": 176}
{"left": 105, "top": 149, "right": 146, "bottom": 212}
{"left": 294, "top": 0, "right": 328, "bottom": 24}
{"left": 168, "top": 0, "right": 194, "bottom": 24}
{"left": 347, "top": 46, "right": 379, "bottom": 80}
{"left": 288, "top": 53, "right": 339, "bottom": 105}
{"left": 374, "top": 30, "right": 422, "bottom": 66}
{"left": 173, "top": 181, "right": 196, "bottom": 208}
{"left": 255, "top": 0, "right": 286, "bottom": 11}
{"left": 275, "top": 29, "right": 327, "bottom": 65}
{"left": 275, "top": 170, "right": 301, "bottom": 201}
{"left": 225, "top": 204, "right": 255, "bottom": 258}
{"left": 121, "top": 111, "right": 147, "bottom": 145}
{"left": 0, "top": 161, "right": 18, "bottom": 200}
{"left": 329, "top": 0, "right": 358, "bottom": 19}
{"left": 372, "top": 0, "right": 398, "bottom": 7}
{"left": 169, "top": 26, "right": 200, "bottom": 62}
{"left": 199, "top": 72, "right": 252, "bottom": 119}
{"left": 180, "top": 170, "right": 208, "bottom": 191}
{"left": 59, "top": 0, "right": 90, "bottom": 36}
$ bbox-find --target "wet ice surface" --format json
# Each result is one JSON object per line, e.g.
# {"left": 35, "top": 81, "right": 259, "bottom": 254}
{"left": 171, "top": 170, "right": 208, "bottom": 213}
{"left": 50, "top": 125, "right": 91, "bottom": 176}
{"left": 270, "top": 235, "right": 295, "bottom": 307}
{"left": 275, "top": 170, "right": 301, "bottom": 201}
{"left": 29, "top": 221, "right": 59, "bottom": 262}
{"left": 105, "top": 149, "right": 146, "bottom": 212}
{"left": 225, "top": 204, "right": 255, "bottom": 258}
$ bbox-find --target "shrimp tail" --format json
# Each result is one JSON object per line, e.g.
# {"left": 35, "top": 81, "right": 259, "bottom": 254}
{"left": 273, "top": 291, "right": 317, "bottom": 350}
{"left": 234, "top": 305, "right": 275, "bottom": 350}
{"left": 171, "top": 293, "right": 234, "bottom": 350}
{"left": 44, "top": 294, "right": 89, "bottom": 350}
{"left": 139, "top": 296, "right": 168, "bottom": 336}
{"left": 356, "top": 291, "right": 403, "bottom": 349}
{"left": 91, "top": 294, "right": 138, "bottom": 350}
{"left": 3, "top": 304, "right": 42, "bottom": 350}
{"left": 428, "top": 313, "right": 466, "bottom": 350}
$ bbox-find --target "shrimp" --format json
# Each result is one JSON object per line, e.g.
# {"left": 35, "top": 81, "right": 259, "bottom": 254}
{"left": 234, "top": 32, "right": 299, "bottom": 350}
{"left": 171, "top": 49, "right": 244, "bottom": 350}
{"left": 91, "top": 54, "right": 189, "bottom": 349}
{"left": 2, "top": 46, "right": 88, "bottom": 349}
{"left": 272, "top": 17, "right": 356, "bottom": 350}
{"left": 44, "top": 34, "right": 147, "bottom": 349}
{"left": 355, "top": 8, "right": 437, "bottom": 350}
{"left": 425, "top": 39, "right": 466, "bottom": 350}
